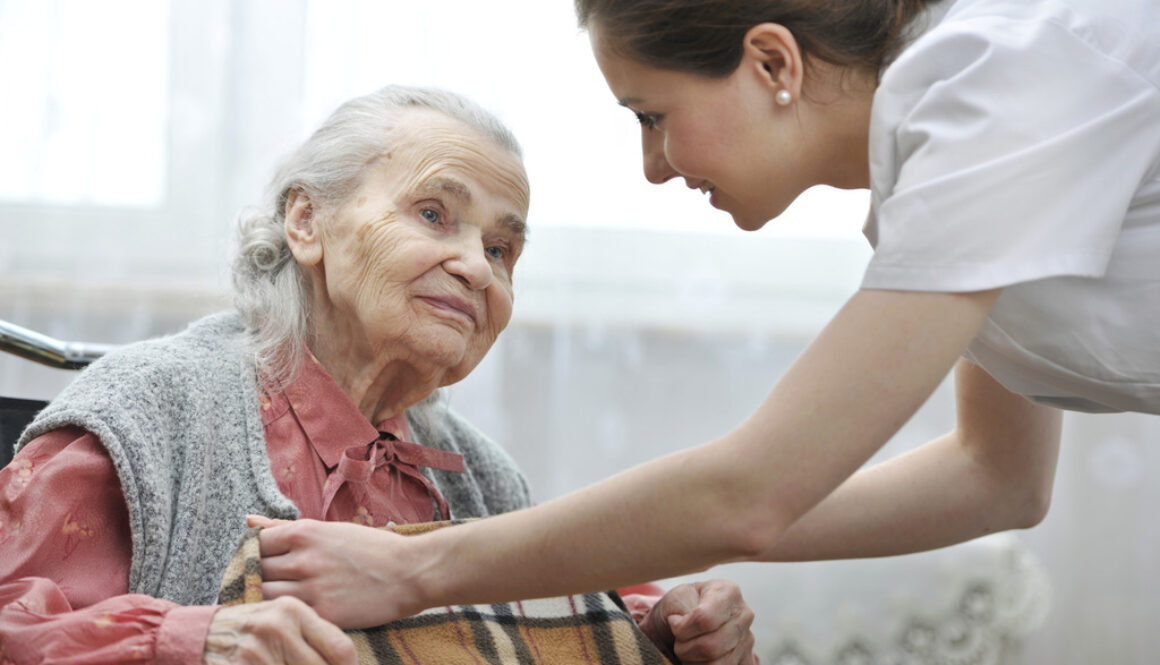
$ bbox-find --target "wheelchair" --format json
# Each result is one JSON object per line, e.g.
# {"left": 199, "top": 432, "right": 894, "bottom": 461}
{"left": 0, "top": 319, "right": 113, "bottom": 467}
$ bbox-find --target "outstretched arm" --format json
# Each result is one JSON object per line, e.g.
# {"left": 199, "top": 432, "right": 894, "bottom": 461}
{"left": 259, "top": 288, "right": 1005, "bottom": 625}
{"left": 761, "top": 357, "right": 1062, "bottom": 561}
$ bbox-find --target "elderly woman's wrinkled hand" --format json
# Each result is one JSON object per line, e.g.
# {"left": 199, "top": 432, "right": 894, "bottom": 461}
{"left": 203, "top": 597, "right": 357, "bottom": 665}
{"left": 257, "top": 519, "right": 421, "bottom": 629}
{"left": 638, "top": 580, "right": 758, "bottom": 665}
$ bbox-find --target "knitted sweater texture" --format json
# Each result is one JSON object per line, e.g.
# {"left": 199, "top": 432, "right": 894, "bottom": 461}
{"left": 17, "top": 312, "right": 530, "bottom": 605}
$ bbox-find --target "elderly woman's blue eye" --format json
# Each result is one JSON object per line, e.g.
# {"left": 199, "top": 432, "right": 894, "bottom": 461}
{"left": 486, "top": 246, "right": 506, "bottom": 260}
{"left": 420, "top": 209, "right": 440, "bottom": 223}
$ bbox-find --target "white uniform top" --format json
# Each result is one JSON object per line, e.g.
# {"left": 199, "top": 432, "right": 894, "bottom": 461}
{"left": 862, "top": 0, "right": 1160, "bottom": 413}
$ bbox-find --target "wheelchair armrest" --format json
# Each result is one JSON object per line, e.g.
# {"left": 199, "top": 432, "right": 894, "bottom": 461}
{"left": 0, "top": 319, "right": 115, "bottom": 370}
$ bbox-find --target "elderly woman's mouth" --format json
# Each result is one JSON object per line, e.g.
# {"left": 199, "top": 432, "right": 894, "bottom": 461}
{"left": 417, "top": 295, "right": 479, "bottom": 327}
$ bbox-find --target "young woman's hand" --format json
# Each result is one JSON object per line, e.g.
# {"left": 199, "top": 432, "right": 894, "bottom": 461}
{"left": 254, "top": 518, "right": 421, "bottom": 628}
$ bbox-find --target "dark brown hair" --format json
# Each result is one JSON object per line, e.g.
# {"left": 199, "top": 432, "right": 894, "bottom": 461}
{"left": 575, "top": 0, "right": 931, "bottom": 78}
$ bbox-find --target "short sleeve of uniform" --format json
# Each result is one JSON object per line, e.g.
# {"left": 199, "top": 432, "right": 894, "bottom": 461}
{"left": 862, "top": 9, "right": 1160, "bottom": 291}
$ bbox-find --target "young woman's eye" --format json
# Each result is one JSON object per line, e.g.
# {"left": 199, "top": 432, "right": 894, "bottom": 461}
{"left": 634, "top": 111, "right": 661, "bottom": 130}
{"left": 420, "top": 208, "right": 440, "bottom": 224}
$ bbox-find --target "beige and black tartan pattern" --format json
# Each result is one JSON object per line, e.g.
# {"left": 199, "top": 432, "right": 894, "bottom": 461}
{"left": 219, "top": 522, "right": 675, "bottom": 665}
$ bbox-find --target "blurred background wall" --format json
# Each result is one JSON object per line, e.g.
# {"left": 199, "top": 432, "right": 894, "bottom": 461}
{"left": 2, "top": 1, "right": 1157, "bottom": 662}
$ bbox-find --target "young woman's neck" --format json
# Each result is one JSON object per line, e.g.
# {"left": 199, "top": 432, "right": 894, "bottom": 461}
{"left": 806, "top": 64, "right": 877, "bottom": 190}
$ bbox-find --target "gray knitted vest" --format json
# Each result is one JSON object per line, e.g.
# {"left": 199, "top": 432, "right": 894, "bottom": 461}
{"left": 17, "top": 312, "right": 530, "bottom": 606}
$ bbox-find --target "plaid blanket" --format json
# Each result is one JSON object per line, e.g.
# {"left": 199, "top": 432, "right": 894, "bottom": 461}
{"left": 219, "top": 522, "right": 675, "bottom": 665}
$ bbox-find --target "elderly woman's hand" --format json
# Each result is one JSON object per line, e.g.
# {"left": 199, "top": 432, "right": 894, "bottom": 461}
{"left": 254, "top": 518, "right": 420, "bottom": 629}
{"left": 636, "top": 580, "right": 758, "bottom": 665}
{"left": 203, "top": 597, "right": 357, "bottom": 665}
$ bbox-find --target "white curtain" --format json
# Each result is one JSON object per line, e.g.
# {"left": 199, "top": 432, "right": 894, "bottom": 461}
{"left": 1, "top": 1, "right": 1157, "bottom": 663}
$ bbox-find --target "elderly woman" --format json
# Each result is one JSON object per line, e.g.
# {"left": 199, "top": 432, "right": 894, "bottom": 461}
{"left": 0, "top": 85, "right": 754, "bottom": 665}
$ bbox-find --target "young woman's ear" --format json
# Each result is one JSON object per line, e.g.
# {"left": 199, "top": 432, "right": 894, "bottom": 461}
{"left": 742, "top": 23, "right": 804, "bottom": 106}
{"left": 284, "top": 188, "right": 323, "bottom": 268}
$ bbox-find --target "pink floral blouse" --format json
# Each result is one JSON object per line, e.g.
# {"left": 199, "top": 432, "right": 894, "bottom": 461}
{"left": 0, "top": 354, "right": 463, "bottom": 664}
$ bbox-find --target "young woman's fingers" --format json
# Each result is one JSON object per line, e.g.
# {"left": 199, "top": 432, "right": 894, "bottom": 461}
{"left": 247, "top": 514, "right": 292, "bottom": 528}
{"left": 255, "top": 519, "right": 313, "bottom": 558}
{"left": 258, "top": 579, "right": 310, "bottom": 602}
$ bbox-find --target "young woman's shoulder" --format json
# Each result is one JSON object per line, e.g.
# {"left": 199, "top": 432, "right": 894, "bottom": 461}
{"left": 890, "top": 0, "right": 1159, "bottom": 89}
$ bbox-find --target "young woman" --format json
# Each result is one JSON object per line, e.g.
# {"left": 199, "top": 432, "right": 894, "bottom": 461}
{"left": 254, "top": 0, "right": 1160, "bottom": 653}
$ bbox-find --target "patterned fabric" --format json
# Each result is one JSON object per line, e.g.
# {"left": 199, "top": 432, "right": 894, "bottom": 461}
{"left": 219, "top": 522, "right": 675, "bottom": 665}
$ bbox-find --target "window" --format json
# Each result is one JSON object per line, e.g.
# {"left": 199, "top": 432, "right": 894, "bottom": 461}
{"left": 0, "top": 0, "right": 169, "bottom": 207}
{"left": 1, "top": 0, "right": 871, "bottom": 332}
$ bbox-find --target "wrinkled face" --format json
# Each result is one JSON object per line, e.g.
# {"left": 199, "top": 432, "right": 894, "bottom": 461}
{"left": 308, "top": 109, "right": 529, "bottom": 386}
{"left": 590, "top": 25, "right": 812, "bottom": 231}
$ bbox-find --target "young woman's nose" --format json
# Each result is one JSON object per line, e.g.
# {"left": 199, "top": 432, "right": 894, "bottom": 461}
{"left": 642, "top": 129, "right": 678, "bottom": 184}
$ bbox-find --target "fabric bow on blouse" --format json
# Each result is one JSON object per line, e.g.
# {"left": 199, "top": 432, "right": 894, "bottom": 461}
{"left": 260, "top": 351, "right": 468, "bottom": 527}
{"left": 322, "top": 431, "right": 465, "bottom": 525}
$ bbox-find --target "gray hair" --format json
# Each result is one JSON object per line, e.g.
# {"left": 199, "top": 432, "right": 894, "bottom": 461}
{"left": 231, "top": 84, "right": 524, "bottom": 387}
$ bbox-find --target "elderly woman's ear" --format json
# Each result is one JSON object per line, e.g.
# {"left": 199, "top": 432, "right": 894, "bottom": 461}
{"left": 284, "top": 188, "right": 323, "bottom": 268}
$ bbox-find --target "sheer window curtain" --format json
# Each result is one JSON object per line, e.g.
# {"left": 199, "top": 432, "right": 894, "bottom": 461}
{"left": 1, "top": 1, "right": 1157, "bottom": 663}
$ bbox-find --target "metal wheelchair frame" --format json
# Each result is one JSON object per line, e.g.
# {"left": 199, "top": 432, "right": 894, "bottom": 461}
{"left": 1, "top": 319, "right": 114, "bottom": 466}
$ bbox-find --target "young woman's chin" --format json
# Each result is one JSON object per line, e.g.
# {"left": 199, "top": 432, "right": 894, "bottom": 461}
{"left": 710, "top": 192, "right": 771, "bottom": 231}
{"left": 729, "top": 192, "right": 803, "bottom": 231}
{"left": 728, "top": 204, "right": 780, "bottom": 232}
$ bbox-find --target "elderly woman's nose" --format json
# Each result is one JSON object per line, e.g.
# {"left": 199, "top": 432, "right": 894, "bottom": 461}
{"left": 443, "top": 234, "right": 494, "bottom": 290}
{"left": 642, "top": 131, "right": 677, "bottom": 185}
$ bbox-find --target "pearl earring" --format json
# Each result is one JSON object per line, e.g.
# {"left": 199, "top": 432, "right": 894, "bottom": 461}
{"left": 776, "top": 89, "right": 792, "bottom": 106}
